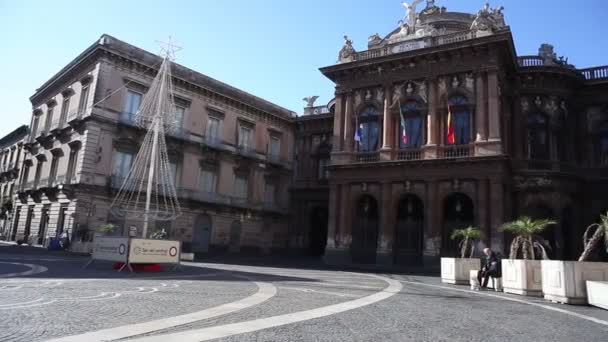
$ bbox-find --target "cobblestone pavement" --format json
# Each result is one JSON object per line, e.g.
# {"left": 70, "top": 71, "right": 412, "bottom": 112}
{"left": 0, "top": 247, "right": 607, "bottom": 342}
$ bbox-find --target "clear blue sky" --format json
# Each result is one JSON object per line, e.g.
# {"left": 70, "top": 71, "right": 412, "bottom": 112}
{"left": 1, "top": 0, "right": 607, "bottom": 137}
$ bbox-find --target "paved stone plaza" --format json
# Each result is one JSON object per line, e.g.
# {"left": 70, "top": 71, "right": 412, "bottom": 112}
{"left": 0, "top": 247, "right": 607, "bottom": 342}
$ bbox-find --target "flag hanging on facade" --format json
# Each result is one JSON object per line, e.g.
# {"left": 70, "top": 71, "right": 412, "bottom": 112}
{"left": 398, "top": 100, "right": 407, "bottom": 144}
{"left": 354, "top": 116, "right": 362, "bottom": 143}
{"left": 446, "top": 105, "right": 455, "bottom": 144}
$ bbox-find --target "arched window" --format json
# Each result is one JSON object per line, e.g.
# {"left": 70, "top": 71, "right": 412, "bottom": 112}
{"left": 448, "top": 96, "right": 471, "bottom": 145}
{"left": 528, "top": 113, "right": 549, "bottom": 160}
{"left": 357, "top": 106, "right": 380, "bottom": 152}
{"left": 399, "top": 101, "right": 424, "bottom": 149}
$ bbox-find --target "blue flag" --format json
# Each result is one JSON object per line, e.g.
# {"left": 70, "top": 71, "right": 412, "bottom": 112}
{"left": 354, "top": 124, "right": 362, "bottom": 142}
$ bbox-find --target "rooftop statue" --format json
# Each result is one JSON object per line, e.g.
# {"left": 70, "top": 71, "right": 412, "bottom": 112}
{"left": 303, "top": 96, "right": 319, "bottom": 108}
{"left": 470, "top": 2, "right": 506, "bottom": 33}
{"left": 338, "top": 35, "right": 356, "bottom": 62}
{"left": 402, "top": 0, "right": 424, "bottom": 32}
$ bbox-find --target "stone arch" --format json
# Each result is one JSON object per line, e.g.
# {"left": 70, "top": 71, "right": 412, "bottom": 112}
{"left": 351, "top": 194, "right": 379, "bottom": 264}
{"left": 394, "top": 193, "right": 424, "bottom": 265}
{"left": 442, "top": 192, "right": 475, "bottom": 257}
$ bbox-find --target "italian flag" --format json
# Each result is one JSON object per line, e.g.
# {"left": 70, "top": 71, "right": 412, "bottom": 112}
{"left": 446, "top": 105, "right": 455, "bottom": 144}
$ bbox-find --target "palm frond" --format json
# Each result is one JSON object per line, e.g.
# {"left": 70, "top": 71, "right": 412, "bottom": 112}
{"left": 450, "top": 226, "right": 482, "bottom": 241}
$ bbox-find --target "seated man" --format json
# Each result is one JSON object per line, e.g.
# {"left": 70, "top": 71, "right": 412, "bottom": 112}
{"left": 477, "top": 248, "right": 500, "bottom": 289}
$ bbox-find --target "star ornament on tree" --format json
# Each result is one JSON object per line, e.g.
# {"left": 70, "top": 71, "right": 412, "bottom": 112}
{"left": 155, "top": 36, "right": 183, "bottom": 60}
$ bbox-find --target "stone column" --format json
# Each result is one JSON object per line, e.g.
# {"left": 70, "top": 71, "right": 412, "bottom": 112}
{"left": 338, "top": 184, "right": 352, "bottom": 247}
{"left": 380, "top": 85, "right": 393, "bottom": 160}
{"left": 324, "top": 184, "right": 350, "bottom": 264}
{"left": 331, "top": 93, "right": 344, "bottom": 152}
{"left": 343, "top": 93, "right": 355, "bottom": 153}
{"left": 424, "top": 181, "right": 440, "bottom": 265}
{"left": 489, "top": 180, "right": 505, "bottom": 253}
{"left": 487, "top": 70, "right": 501, "bottom": 141}
{"left": 423, "top": 78, "right": 438, "bottom": 159}
{"left": 475, "top": 72, "right": 487, "bottom": 142}
{"left": 377, "top": 182, "right": 394, "bottom": 265}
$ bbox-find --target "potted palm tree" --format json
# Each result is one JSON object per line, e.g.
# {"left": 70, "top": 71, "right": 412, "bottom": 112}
{"left": 441, "top": 226, "right": 482, "bottom": 284}
{"left": 542, "top": 212, "right": 608, "bottom": 305}
{"left": 501, "top": 217, "right": 554, "bottom": 296}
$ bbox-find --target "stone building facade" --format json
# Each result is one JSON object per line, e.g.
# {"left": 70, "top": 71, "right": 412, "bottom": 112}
{"left": 0, "top": 125, "right": 28, "bottom": 239}
{"left": 291, "top": 2, "right": 608, "bottom": 266}
{"left": 12, "top": 35, "right": 295, "bottom": 254}
{"left": 6, "top": 2, "right": 608, "bottom": 267}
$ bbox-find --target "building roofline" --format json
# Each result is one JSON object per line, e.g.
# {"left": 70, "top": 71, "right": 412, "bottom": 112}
{"left": 30, "top": 34, "right": 297, "bottom": 120}
{"left": 0, "top": 125, "right": 29, "bottom": 147}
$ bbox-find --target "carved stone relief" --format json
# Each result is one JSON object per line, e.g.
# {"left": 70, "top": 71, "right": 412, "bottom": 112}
{"left": 465, "top": 73, "right": 475, "bottom": 91}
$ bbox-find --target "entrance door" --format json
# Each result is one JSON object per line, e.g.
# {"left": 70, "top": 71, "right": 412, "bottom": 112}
{"left": 229, "top": 220, "right": 242, "bottom": 252}
{"left": 308, "top": 207, "right": 328, "bottom": 256}
{"left": 394, "top": 195, "right": 424, "bottom": 265}
{"left": 352, "top": 195, "right": 379, "bottom": 264}
{"left": 37, "top": 205, "right": 50, "bottom": 245}
{"left": 192, "top": 214, "right": 212, "bottom": 254}
{"left": 10, "top": 207, "right": 20, "bottom": 241}
{"left": 23, "top": 206, "right": 34, "bottom": 243}
{"left": 442, "top": 193, "right": 474, "bottom": 257}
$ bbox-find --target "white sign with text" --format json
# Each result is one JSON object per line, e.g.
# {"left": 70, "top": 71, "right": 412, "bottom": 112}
{"left": 128, "top": 239, "right": 180, "bottom": 264}
{"left": 92, "top": 237, "right": 129, "bottom": 262}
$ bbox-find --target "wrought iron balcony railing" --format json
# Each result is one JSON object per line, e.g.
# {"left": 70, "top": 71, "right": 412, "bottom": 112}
{"left": 397, "top": 149, "right": 422, "bottom": 161}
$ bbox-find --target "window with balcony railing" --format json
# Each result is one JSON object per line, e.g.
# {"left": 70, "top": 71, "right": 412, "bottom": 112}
{"left": 357, "top": 105, "right": 380, "bottom": 152}
{"left": 49, "top": 155, "right": 60, "bottom": 184}
{"left": 112, "top": 151, "right": 133, "bottom": 181}
{"left": 199, "top": 168, "right": 217, "bottom": 193}
{"left": 234, "top": 175, "right": 248, "bottom": 199}
{"left": 65, "top": 146, "right": 79, "bottom": 183}
{"left": 238, "top": 125, "right": 252, "bottom": 149}
{"left": 447, "top": 95, "right": 472, "bottom": 145}
{"left": 33, "top": 161, "right": 43, "bottom": 188}
{"left": 121, "top": 90, "right": 142, "bottom": 122}
{"left": 399, "top": 101, "right": 424, "bottom": 149}
{"left": 268, "top": 135, "right": 280, "bottom": 161}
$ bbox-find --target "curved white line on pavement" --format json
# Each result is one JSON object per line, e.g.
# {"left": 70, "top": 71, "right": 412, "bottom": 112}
{"left": 45, "top": 277, "right": 277, "bottom": 342}
{"left": 0, "top": 297, "right": 44, "bottom": 307}
{"left": 0, "top": 299, "right": 57, "bottom": 310}
{"left": 399, "top": 280, "right": 608, "bottom": 327}
{"left": 130, "top": 274, "right": 402, "bottom": 342}
{"left": 0, "top": 262, "right": 48, "bottom": 278}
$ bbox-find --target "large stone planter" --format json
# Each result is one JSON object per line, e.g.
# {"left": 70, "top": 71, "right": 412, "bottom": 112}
{"left": 586, "top": 281, "right": 608, "bottom": 310}
{"left": 502, "top": 259, "right": 542, "bottom": 296}
{"left": 541, "top": 260, "right": 608, "bottom": 305}
{"left": 441, "top": 257, "right": 480, "bottom": 285}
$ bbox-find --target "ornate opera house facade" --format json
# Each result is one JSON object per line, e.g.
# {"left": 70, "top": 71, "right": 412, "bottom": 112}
{"left": 5, "top": 1, "right": 608, "bottom": 267}
{"left": 291, "top": 1, "right": 608, "bottom": 266}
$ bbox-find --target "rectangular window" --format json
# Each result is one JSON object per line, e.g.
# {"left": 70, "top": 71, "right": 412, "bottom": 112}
{"left": 21, "top": 165, "right": 30, "bottom": 189}
{"left": 318, "top": 158, "right": 329, "bottom": 180}
{"left": 112, "top": 151, "right": 133, "bottom": 179}
{"left": 264, "top": 183, "right": 276, "bottom": 205}
{"left": 207, "top": 117, "right": 221, "bottom": 141}
{"left": 66, "top": 147, "right": 79, "bottom": 183}
{"left": 199, "top": 169, "right": 217, "bottom": 193}
{"left": 44, "top": 108, "right": 53, "bottom": 132}
{"left": 238, "top": 126, "right": 252, "bottom": 149}
{"left": 60, "top": 97, "right": 70, "bottom": 126}
{"left": 234, "top": 175, "right": 248, "bottom": 199}
{"left": 168, "top": 162, "right": 178, "bottom": 186}
{"left": 173, "top": 106, "right": 185, "bottom": 129}
{"left": 122, "top": 90, "right": 142, "bottom": 119}
{"left": 34, "top": 161, "right": 43, "bottom": 187}
{"left": 268, "top": 136, "right": 280, "bottom": 157}
{"left": 78, "top": 86, "right": 90, "bottom": 114}
{"left": 49, "top": 155, "right": 59, "bottom": 183}
{"left": 31, "top": 116, "right": 40, "bottom": 139}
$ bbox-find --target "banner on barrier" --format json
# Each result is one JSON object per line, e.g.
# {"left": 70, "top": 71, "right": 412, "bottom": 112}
{"left": 92, "top": 237, "right": 129, "bottom": 262}
{"left": 128, "top": 239, "right": 180, "bottom": 264}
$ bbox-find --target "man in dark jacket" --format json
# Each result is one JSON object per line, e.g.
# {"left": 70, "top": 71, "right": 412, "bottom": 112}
{"left": 477, "top": 248, "right": 500, "bottom": 289}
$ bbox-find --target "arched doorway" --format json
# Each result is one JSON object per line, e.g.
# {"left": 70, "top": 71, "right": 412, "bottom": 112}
{"left": 192, "top": 214, "right": 212, "bottom": 254}
{"left": 352, "top": 195, "right": 379, "bottom": 264}
{"left": 229, "top": 220, "right": 241, "bottom": 253}
{"left": 308, "top": 207, "right": 328, "bottom": 256}
{"left": 442, "top": 193, "right": 474, "bottom": 257}
{"left": 394, "top": 194, "right": 424, "bottom": 265}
